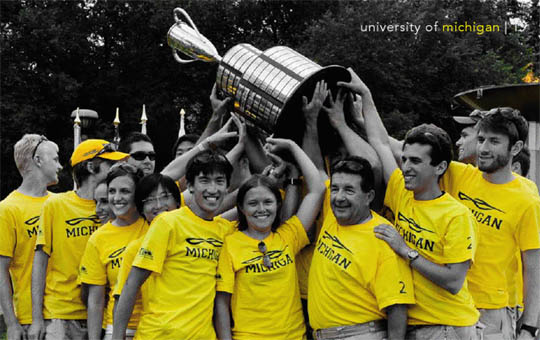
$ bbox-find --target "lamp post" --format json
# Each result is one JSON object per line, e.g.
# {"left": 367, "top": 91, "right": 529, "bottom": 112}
{"left": 178, "top": 108, "right": 186, "bottom": 137}
{"left": 140, "top": 104, "right": 148, "bottom": 135}
{"left": 113, "top": 107, "right": 121, "bottom": 147}
{"left": 70, "top": 108, "right": 99, "bottom": 147}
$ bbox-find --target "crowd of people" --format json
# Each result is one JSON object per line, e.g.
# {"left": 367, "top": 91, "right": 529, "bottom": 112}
{"left": 0, "top": 68, "right": 539, "bottom": 340}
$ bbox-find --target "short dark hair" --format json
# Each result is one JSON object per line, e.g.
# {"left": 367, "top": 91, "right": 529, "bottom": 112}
{"left": 172, "top": 134, "right": 200, "bottom": 159}
{"left": 236, "top": 174, "right": 283, "bottom": 232}
{"left": 72, "top": 158, "right": 112, "bottom": 187}
{"left": 404, "top": 124, "right": 453, "bottom": 169}
{"left": 106, "top": 163, "right": 144, "bottom": 187}
{"left": 513, "top": 145, "right": 530, "bottom": 177}
{"left": 135, "top": 173, "right": 181, "bottom": 219}
{"left": 119, "top": 132, "right": 153, "bottom": 153}
{"left": 477, "top": 107, "right": 528, "bottom": 148}
{"left": 185, "top": 149, "right": 233, "bottom": 186}
{"left": 330, "top": 156, "right": 374, "bottom": 193}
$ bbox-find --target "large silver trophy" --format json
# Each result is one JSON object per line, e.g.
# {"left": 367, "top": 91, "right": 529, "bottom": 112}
{"left": 167, "top": 8, "right": 350, "bottom": 145}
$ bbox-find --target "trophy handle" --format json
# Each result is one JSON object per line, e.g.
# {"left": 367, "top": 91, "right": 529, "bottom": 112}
{"left": 171, "top": 8, "right": 204, "bottom": 64}
{"left": 173, "top": 8, "right": 201, "bottom": 35}
{"left": 172, "top": 50, "right": 196, "bottom": 64}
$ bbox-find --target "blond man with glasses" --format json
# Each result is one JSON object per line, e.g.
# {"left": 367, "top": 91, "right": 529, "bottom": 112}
{"left": 0, "top": 135, "right": 61, "bottom": 340}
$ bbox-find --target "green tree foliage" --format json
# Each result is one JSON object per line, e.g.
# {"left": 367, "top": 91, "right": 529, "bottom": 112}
{"left": 0, "top": 0, "right": 535, "bottom": 197}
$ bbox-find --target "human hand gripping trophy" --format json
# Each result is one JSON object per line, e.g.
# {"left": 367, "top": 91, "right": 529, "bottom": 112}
{"left": 167, "top": 7, "right": 351, "bottom": 145}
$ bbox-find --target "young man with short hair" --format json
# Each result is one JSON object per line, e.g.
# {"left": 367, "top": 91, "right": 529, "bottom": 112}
{"left": 119, "top": 132, "right": 155, "bottom": 176}
{"left": 441, "top": 108, "right": 540, "bottom": 340}
{"left": 340, "top": 69, "right": 480, "bottom": 339}
{"left": 308, "top": 156, "right": 414, "bottom": 340}
{"left": 112, "top": 149, "right": 237, "bottom": 340}
{"left": 28, "top": 139, "right": 128, "bottom": 340}
{"left": 0, "top": 135, "right": 62, "bottom": 340}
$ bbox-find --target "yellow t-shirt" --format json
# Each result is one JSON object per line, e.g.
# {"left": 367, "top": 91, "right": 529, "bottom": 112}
{"left": 113, "top": 237, "right": 148, "bottom": 310}
{"left": 385, "top": 168, "right": 479, "bottom": 326}
{"left": 440, "top": 161, "right": 540, "bottom": 309}
{"left": 507, "top": 174, "right": 538, "bottom": 309}
{"left": 79, "top": 217, "right": 149, "bottom": 329}
{"left": 0, "top": 191, "right": 52, "bottom": 324}
{"left": 35, "top": 190, "right": 100, "bottom": 319}
{"left": 308, "top": 183, "right": 415, "bottom": 330}
{"left": 216, "top": 216, "right": 309, "bottom": 340}
{"left": 131, "top": 206, "right": 236, "bottom": 340}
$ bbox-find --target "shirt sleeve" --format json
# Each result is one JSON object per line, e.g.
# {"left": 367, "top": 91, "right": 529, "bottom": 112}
{"left": 0, "top": 204, "right": 16, "bottom": 257}
{"left": 373, "top": 245, "right": 416, "bottom": 311}
{"left": 442, "top": 212, "right": 477, "bottom": 263}
{"left": 439, "top": 161, "right": 468, "bottom": 195}
{"left": 113, "top": 239, "right": 139, "bottom": 297}
{"left": 276, "top": 216, "right": 309, "bottom": 255}
{"left": 322, "top": 180, "right": 331, "bottom": 221}
{"left": 35, "top": 199, "right": 53, "bottom": 255}
{"left": 216, "top": 238, "right": 235, "bottom": 294}
{"left": 79, "top": 238, "right": 107, "bottom": 285}
{"left": 515, "top": 198, "right": 540, "bottom": 252}
{"left": 132, "top": 216, "right": 171, "bottom": 274}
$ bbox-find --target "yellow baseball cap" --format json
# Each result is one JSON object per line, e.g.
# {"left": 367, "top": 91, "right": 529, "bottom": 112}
{"left": 70, "top": 139, "right": 129, "bottom": 166}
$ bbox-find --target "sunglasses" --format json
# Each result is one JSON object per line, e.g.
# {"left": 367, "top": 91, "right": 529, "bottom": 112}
{"left": 258, "top": 241, "right": 272, "bottom": 269}
{"left": 130, "top": 151, "right": 156, "bottom": 161}
{"left": 32, "top": 135, "right": 49, "bottom": 159}
{"left": 95, "top": 143, "right": 118, "bottom": 158}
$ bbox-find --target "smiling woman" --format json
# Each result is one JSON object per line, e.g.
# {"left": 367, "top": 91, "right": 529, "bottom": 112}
{"left": 79, "top": 163, "right": 148, "bottom": 340}
{"left": 214, "top": 137, "right": 326, "bottom": 340}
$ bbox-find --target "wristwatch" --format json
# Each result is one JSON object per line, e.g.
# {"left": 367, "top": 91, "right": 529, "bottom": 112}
{"left": 285, "top": 178, "right": 302, "bottom": 186}
{"left": 407, "top": 249, "right": 419, "bottom": 264}
{"left": 519, "top": 324, "right": 539, "bottom": 337}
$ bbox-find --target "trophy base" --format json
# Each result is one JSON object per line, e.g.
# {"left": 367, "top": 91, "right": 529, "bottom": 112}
{"left": 274, "top": 65, "right": 351, "bottom": 155}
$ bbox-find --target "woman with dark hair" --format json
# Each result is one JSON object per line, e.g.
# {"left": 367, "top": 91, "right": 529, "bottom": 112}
{"left": 111, "top": 173, "right": 181, "bottom": 338}
{"left": 214, "top": 138, "right": 325, "bottom": 340}
{"left": 79, "top": 163, "right": 147, "bottom": 340}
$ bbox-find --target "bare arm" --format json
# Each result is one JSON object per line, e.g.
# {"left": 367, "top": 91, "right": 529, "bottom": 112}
{"left": 519, "top": 248, "right": 540, "bottom": 328}
{"left": 86, "top": 284, "right": 105, "bottom": 340}
{"left": 301, "top": 80, "right": 328, "bottom": 180}
{"left": 214, "top": 292, "right": 232, "bottom": 340}
{"left": 198, "top": 84, "right": 232, "bottom": 142}
{"left": 265, "top": 138, "right": 325, "bottom": 232}
{"left": 385, "top": 304, "right": 408, "bottom": 340}
{"left": 112, "top": 267, "right": 151, "bottom": 340}
{"left": 374, "top": 224, "right": 469, "bottom": 294}
{"left": 0, "top": 256, "right": 25, "bottom": 340}
{"left": 28, "top": 247, "right": 48, "bottom": 340}
{"left": 322, "top": 89, "right": 381, "bottom": 173}
{"left": 243, "top": 130, "right": 271, "bottom": 174}
{"left": 338, "top": 69, "right": 398, "bottom": 184}
{"left": 161, "top": 118, "right": 238, "bottom": 181}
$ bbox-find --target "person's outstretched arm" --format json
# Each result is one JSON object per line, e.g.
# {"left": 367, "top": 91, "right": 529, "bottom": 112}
{"left": 301, "top": 80, "right": 328, "bottom": 180}
{"left": 337, "top": 68, "right": 397, "bottom": 184}
{"left": 265, "top": 138, "right": 325, "bottom": 232}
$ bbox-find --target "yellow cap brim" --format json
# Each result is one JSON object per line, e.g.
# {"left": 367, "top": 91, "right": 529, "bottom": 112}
{"left": 97, "top": 151, "right": 130, "bottom": 162}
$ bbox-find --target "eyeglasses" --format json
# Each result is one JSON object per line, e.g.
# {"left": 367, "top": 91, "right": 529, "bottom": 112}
{"left": 95, "top": 143, "right": 118, "bottom": 158}
{"left": 258, "top": 241, "right": 272, "bottom": 269}
{"left": 32, "top": 136, "right": 49, "bottom": 159}
{"left": 130, "top": 151, "right": 156, "bottom": 161}
{"left": 142, "top": 192, "right": 173, "bottom": 206}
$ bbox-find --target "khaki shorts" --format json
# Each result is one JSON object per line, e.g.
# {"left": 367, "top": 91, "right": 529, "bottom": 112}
{"left": 45, "top": 319, "right": 88, "bottom": 340}
{"left": 406, "top": 324, "right": 477, "bottom": 340}
{"left": 478, "top": 308, "right": 515, "bottom": 340}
